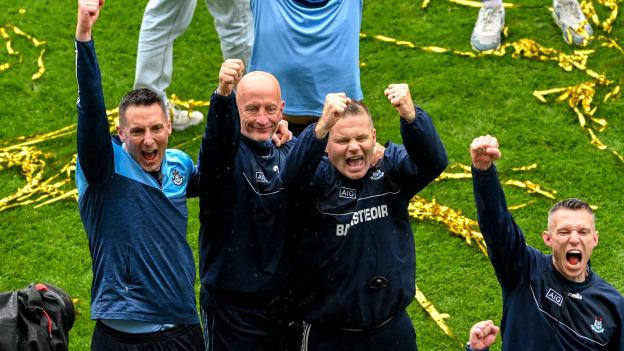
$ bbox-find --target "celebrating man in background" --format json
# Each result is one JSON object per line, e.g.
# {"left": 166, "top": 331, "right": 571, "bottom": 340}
{"left": 471, "top": 135, "right": 624, "bottom": 350}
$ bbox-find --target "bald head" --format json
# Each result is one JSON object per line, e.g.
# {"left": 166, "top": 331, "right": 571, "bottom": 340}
{"left": 236, "top": 71, "right": 284, "bottom": 142}
{"left": 237, "top": 71, "right": 282, "bottom": 105}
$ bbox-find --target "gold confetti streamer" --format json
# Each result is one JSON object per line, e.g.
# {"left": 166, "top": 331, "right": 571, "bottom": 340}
{"left": 0, "top": 147, "right": 78, "bottom": 212}
{"left": 508, "top": 202, "right": 533, "bottom": 210}
{"left": 604, "top": 85, "right": 620, "bottom": 102}
{"left": 597, "top": 36, "right": 624, "bottom": 54}
{"left": 168, "top": 94, "right": 210, "bottom": 115}
{"left": 31, "top": 48, "right": 45, "bottom": 80}
{"left": 501, "top": 180, "right": 557, "bottom": 199}
{"left": 511, "top": 163, "right": 538, "bottom": 171}
{"left": 10, "top": 25, "right": 46, "bottom": 47}
{"left": 587, "top": 128, "right": 608, "bottom": 149}
{"left": 448, "top": 0, "right": 519, "bottom": 8}
{"left": 1, "top": 26, "right": 17, "bottom": 55}
{"left": 409, "top": 196, "right": 488, "bottom": 256}
{"left": 533, "top": 80, "right": 621, "bottom": 161}
{"left": 2, "top": 124, "right": 77, "bottom": 149}
{"left": 581, "top": 0, "right": 600, "bottom": 25}
{"left": 374, "top": 35, "right": 396, "bottom": 43}
{"left": 415, "top": 286, "right": 459, "bottom": 343}
{"left": 1, "top": 24, "right": 47, "bottom": 79}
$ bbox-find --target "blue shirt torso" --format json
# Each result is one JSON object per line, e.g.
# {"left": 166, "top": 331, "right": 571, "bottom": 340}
{"left": 249, "top": 0, "right": 363, "bottom": 117}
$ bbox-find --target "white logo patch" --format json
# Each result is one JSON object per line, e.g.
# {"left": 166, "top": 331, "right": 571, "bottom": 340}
{"left": 567, "top": 292, "right": 583, "bottom": 300}
{"left": 546, "top": 288, "right": 563, "bottom": 306}
{"left": 171, "top": 168, "right": 183, "bottom": 186}
{"left": 370, "top": 169, "right": 385, "bottom": 180}
{"left": 256, "top": 171, "right": 268, "bottom": 183}
{"left": 591, "top": 317, "right": 604, "bottom": 333}
{"left": 339, "top": 187, "right": 356, "bottom": 199}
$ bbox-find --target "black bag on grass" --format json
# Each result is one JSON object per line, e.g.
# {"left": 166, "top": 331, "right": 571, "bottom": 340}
{"left": 0, "top": 283, "right": 75, "bottom": 351}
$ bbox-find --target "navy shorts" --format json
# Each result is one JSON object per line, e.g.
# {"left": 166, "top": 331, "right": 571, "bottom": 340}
{"left": 301, "top": 310, "right": 418, "bottom": 351}
{"left": 201, "top": 297, "right": 292, "bottom": 351}
{"left": 91, "top": 321, "right": 203, "bottom": 351}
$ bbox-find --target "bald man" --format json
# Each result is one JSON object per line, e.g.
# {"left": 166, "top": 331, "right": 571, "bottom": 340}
{"left": 196, "top": 59, "right": 294, "bottom": 350}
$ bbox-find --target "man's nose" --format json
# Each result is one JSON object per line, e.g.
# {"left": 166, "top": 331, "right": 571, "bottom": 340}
{"left": 569, "top": 231, "right": 581, "bottom": 244}
{"left": 347, "top": 140, "right": 359, "bottom": 151}
{"left": 143, "top": 130, "right": 154, "bottom": 145}
{"left": 254, "top": 110, "right": 270, "bottom": 124}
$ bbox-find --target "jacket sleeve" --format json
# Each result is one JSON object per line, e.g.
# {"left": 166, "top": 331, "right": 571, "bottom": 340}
{"left": 281, "top": 124, "right": 326, "bottom": 191}
{"left": 472, "top": 164, "right": 535, "bottom": 290}
{"left": 196, "top": 91, "right": 240, "bottom": 190}
{"left": 383, "top": 107, "right": 448, "bottom": 197}
{"left": 75, "top": 40, "right": 114, "bottom": 185}
{"left": 613, "top": 300, "right": 624, "bottom": 351}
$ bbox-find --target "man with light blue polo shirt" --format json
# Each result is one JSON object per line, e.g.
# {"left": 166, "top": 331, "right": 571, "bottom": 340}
{"left": 249, "top": 0, "right": 363, "bottom": 136}
{"left": 75, "top": 1, "right": 203, "bottom": 349}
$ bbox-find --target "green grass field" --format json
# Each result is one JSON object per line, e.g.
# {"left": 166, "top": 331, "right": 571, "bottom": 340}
{"left": 1, "top": 1, "right": 622, "bottom": 349}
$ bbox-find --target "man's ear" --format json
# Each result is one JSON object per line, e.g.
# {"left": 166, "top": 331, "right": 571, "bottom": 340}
{"left": 372, "top": 127, "right": 377, "bottom": 143}
{"left": 166, "top": 118, "right": 172, "bottom": 136}
{"left": 542, "top": 230, "right": 552, "bottom": 248}
{"left": 593, "top": 230, "right": 599, "bottom": 248}
{"left": 116, "top": 125, "right": 126, "bottom": 142}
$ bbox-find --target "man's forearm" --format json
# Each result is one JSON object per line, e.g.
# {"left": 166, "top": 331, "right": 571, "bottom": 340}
{"left": 401, "top": 107, "right": 448, "bottom": 173}
{"left": 197, "top": 91, "right": 240, "bottom": 185}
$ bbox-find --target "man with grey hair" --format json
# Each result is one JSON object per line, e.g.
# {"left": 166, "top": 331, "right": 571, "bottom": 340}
{"left": 196, "top": 58, "right": 293, "bottom": 350}
{"left": 470, "top": 135, "right": 624, "bottom": 350}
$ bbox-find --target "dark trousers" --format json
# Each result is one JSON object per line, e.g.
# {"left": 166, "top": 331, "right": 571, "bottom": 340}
{"left": 301, "top": 310, "right": 418, "bottom": 351}
{"left": 200, "top": 298, "right": 293, "bottom": 351}
{"left": 91, "top": 321, "right": 203, "bottom": 351}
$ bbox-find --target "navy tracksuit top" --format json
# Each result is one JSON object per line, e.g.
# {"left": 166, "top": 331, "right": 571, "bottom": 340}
{"left": 282, "top": 109, "right": 448, "bottom": 329}
{"left": 75, "top": 40, "right": 199, "bottom": 324}
{"left": 473, "top": 165, "right": 624, "bottom": 350}
{"left": 197, "top": 92, "right": 294, "bottom": 306}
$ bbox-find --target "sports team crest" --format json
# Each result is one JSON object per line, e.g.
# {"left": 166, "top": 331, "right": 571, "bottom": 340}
{"left": 171, "top": 168, "right": 183, "bottom": 186}
{"left": 591, "top": 317, "right": 604, "bottom": 334}
{"left": 370, "top": 169, "right": 385, "bottom": 180}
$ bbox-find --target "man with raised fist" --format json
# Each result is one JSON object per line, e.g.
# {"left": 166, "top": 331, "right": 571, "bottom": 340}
{"left": 196, "top": 58, "right": 293, "bottom": 350}
{"left": 471, "top": 135, "right": 624, "bottom": 350}
{"left": 75, "top": 1, "right": 203, "bottom": 349}
{"left": 282, "top": 84, "right": 448, "bottom": 350}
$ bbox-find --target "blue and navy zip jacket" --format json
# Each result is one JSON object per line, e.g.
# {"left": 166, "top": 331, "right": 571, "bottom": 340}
{"left": 75, "top": 40, "right": 199, "bottom": 324}
{"left": 473, "top": 165, "right": 624, "bottom": 350}
{"left": 282, "top": 109, "right": 448, "bottom": 329}
{"left": 196, "top": 92, "right": 294, "bottom": 306}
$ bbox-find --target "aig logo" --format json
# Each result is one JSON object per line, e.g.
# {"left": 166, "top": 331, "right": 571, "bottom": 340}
{"left": 546, "top": 288, "right": 563, "bottom": 306}
{"left": 339, "top": 187, "right": 356, "bottom": 199}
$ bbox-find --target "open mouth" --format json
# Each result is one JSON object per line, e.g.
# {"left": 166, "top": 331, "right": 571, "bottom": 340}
{"left": 566, "top": 249, "right": 582, "bottom": 266}
{"left": 142, "top": 150, "right": 157, "bottom": 162}
{"left": 346, "top": 156, "right": 364, "bottom": 168}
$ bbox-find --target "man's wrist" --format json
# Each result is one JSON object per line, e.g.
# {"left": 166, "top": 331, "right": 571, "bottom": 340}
{"left": 75, "top": 30, "right": 92, "bottom": 42}
{"left": 466, "top": 342, "right": 489, "bottom": 351}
